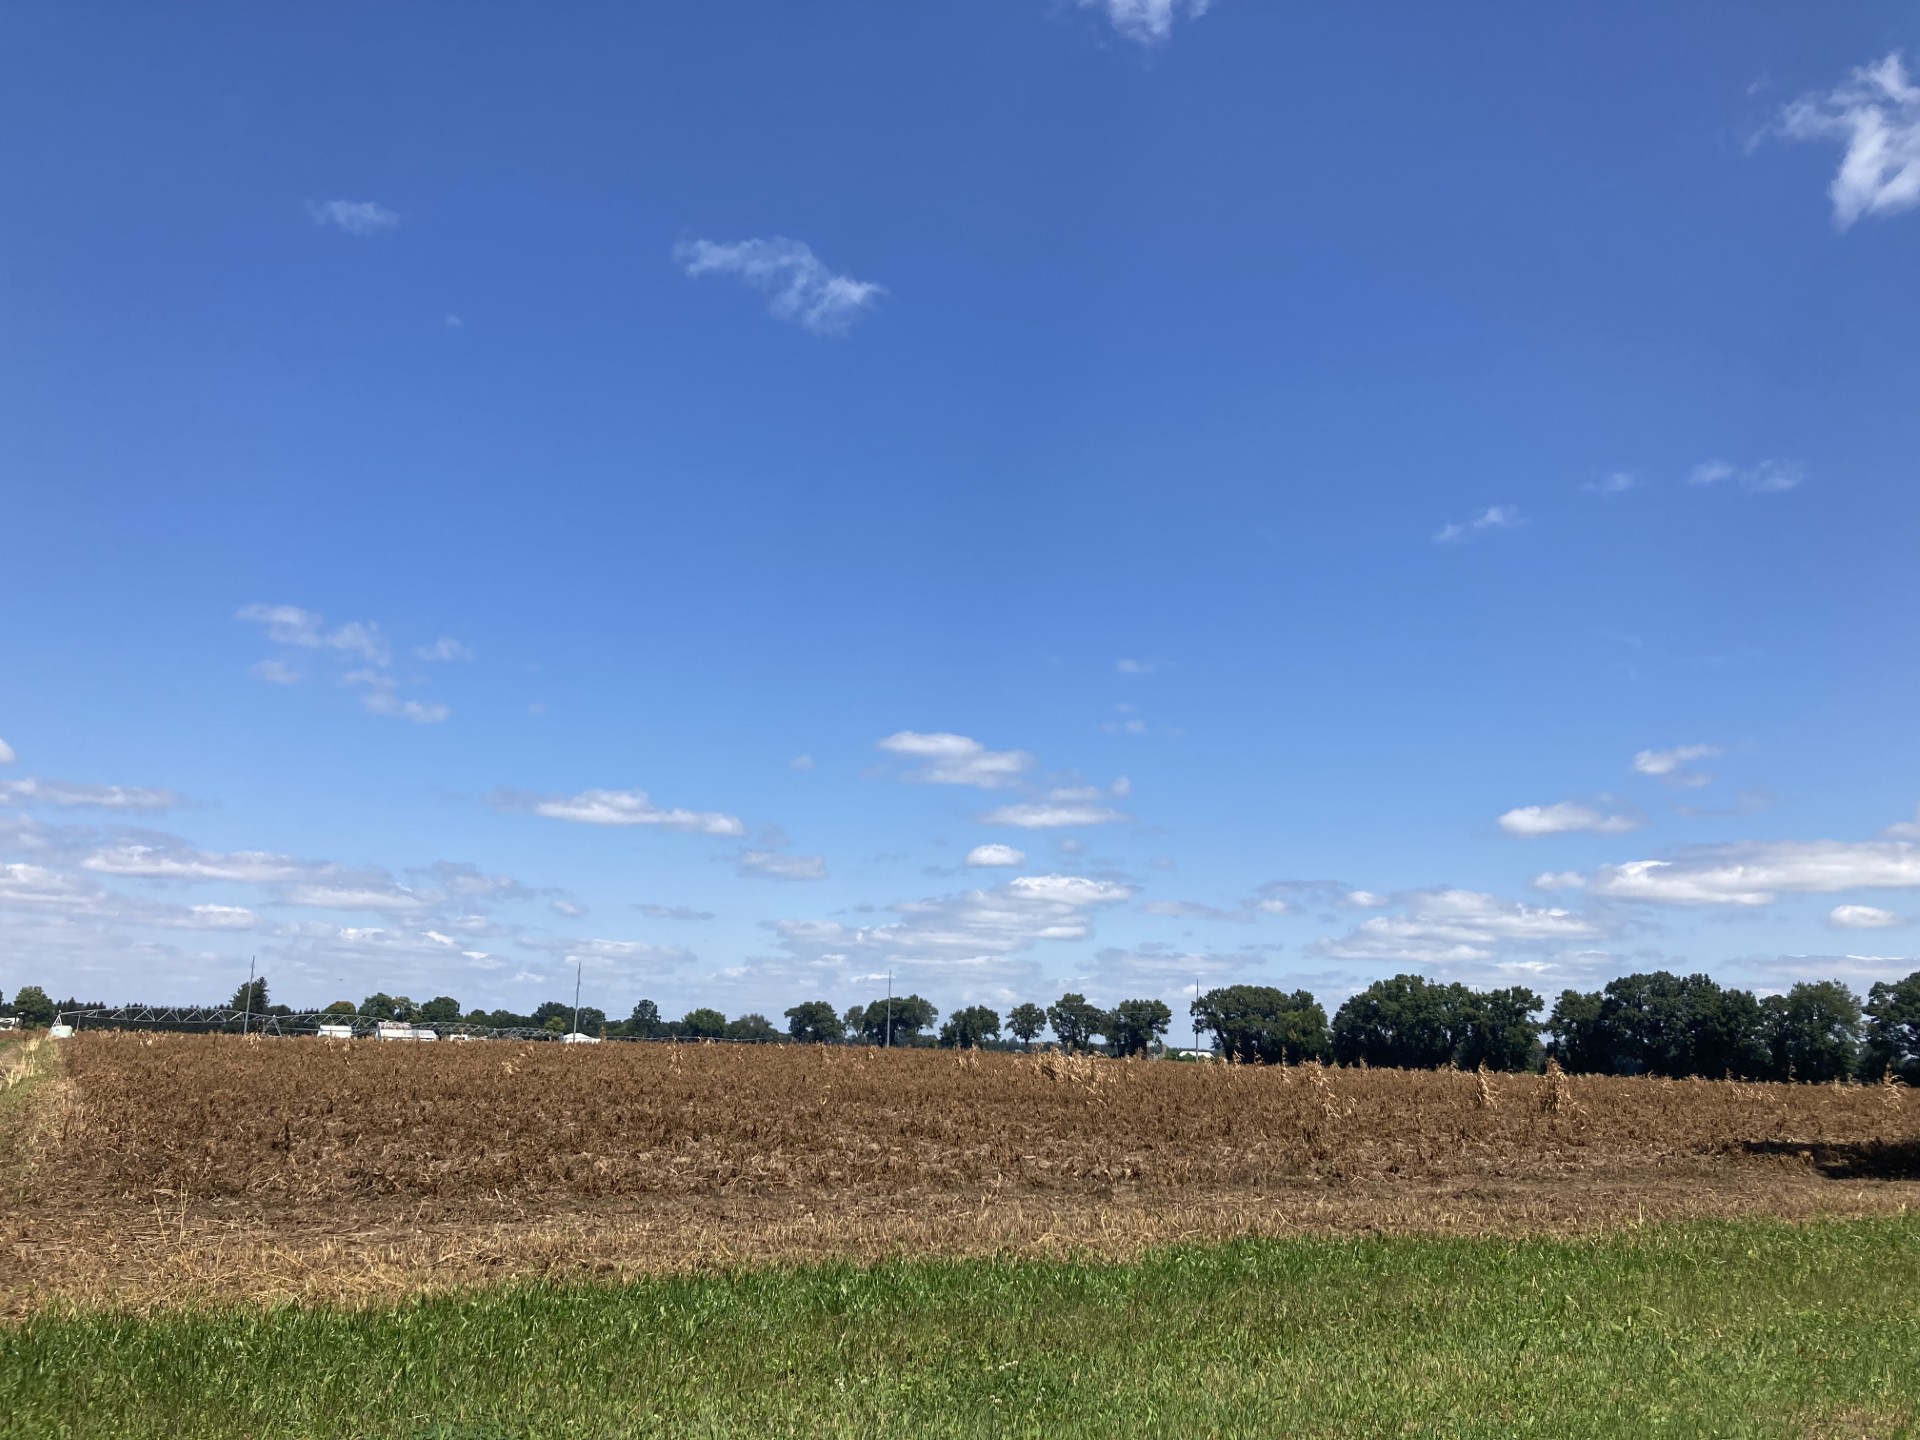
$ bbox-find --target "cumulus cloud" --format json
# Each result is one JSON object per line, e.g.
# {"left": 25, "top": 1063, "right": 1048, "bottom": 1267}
{"left": 877, "top": 731, "right": 1034, "bottom": 789}
{"left": 978, "top": 796, "right": 1130, "bottom": 829}
{"left": 1433, "top": 505, "right": 1522, "bottom": 543}
{"left": 1831, "top": 903, "right": 1901, "bottom": 929}
{"left": 0, "top": 739, "right": 15, "bottom": 764}
{"left": 1531, "top": 871, "right": 1587, "bottom": 892}
{"left": 1687, "top": 459, "right": 1803, "bottom": 493}
{"left": 1779, "top": 53, "right": 1920, "bottom": 227}
{"left": 1587, "top": 839, "right": 1920, "bottom": 906}
{"left": 1256, "top": 880, "right": 1389, "bottom": 912}
{"left": 1883, "top": 805, "right": 1920, "bottom": 840}
{"left": 1497, "top": 801, "right": 1642, "bottom": 837}
{"left": 1632, "top": 743, "right": 1722, "bottom": 788}
{"left": 674, "top": 237, "right": 883, "bottom": 336}
{"left": 500, "top": 788, "right": 746, "bottom": 837}
{"left": 307, "top": 199, "right": 399, "bottom": 235}
{"left": 1079, "top": 0, "right": 1213, "bottom": 46}
{"left": 735, "top": 850, "right": 828, "bottom": 881}
{"left": 0, "top": 778, "right": 180, "bottom": 812}
{"left": 965, "top": 843, "right": 1027, "bottom": 868}
{"left": 1314, "top": 888, "right": 1604, "bottom": 965}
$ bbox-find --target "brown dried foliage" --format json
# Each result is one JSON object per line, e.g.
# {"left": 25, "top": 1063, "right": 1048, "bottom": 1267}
{"left": 4, "top": 1033, "right": 1916, "bottom": 1315}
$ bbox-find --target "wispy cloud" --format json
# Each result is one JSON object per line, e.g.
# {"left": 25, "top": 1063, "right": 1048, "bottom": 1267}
{"left": 238, "top": 604, "right": 388, "bottom": 664}
{"left": 1688, "top": 459, "right": 1803, "bottom": 492}
{"left": 344, "top": 670, "right": 450, "bottom": 725}
{"left": 978, "top": 789, "right": 1130, "bottom": 829}
{"left": 1587, "top": 839, "right": 1920, "bottom": 906}
{"left": 674, "top": 237, "right": 883, "bottom": 336}
{"left": 1632, "top": 743, "right": 1723, "bottom": 788}
{"left": 1313, "top": 888, "right": 1603, "bottom": 965}
{"left": 1079, "top": 0, "right": 1214, "bottom": 46}
{"left": 1433, "top": 505, "right": 1522, "bottom": 544}
{"left": 498, "top": 787, "right": 747, "bottom": 837}
{"left": 0, "top": 778, "right": 180, "bottom": 812}
{"left": 240, "top": 604, "right": 456, "bottom": 723}
{"left": 1779, "top": 53, "right": 1920, "bottom": 227}
{"left": 1581, "top": 472, "right": 1639, "bottom": 495}
{"left": 637, "top": 903, "right": 716, "bottom": 921}
{"left": 0, "top": 739, "right": 14, "bottom": 765}
{"left": 307, "top": 199, "right": 400, "bottom": 236}
{"left": 1497, "top": 801, "right": 1642, "bottom": 837}
{"left": 878, "top": 732, "right": 1035, "bottom": 789}
{"left": 415, "top": 637, "right": 473, "bottom": 663}
{"left": 735, "top": 849, "right": 829, "bottom": 881}
{"left": 1116, "top": 658, "right": 1158, "bottom": 675}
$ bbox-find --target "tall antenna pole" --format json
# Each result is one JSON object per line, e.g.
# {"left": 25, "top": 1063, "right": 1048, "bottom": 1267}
{"left": 573, "top": 960, "right": 583, "bottom": 1038}
{"left": 1193, "top": 974, "right": 1199, "bottom": 1055}
{"left": 242, "top": 955, "right": 256, "bottom": 1037}
{"left": 885, "top": 969, "right": 893, "bottom": 1049}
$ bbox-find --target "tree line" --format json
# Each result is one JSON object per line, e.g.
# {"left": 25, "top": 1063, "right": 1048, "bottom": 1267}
{"left": 4, "top": 967, "right": 1916, "bottom": 1083}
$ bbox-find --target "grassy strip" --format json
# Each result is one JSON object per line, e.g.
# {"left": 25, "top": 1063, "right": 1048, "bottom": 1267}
{"left": 3, "top": 1218, "right": 1918, "bottom": 1438}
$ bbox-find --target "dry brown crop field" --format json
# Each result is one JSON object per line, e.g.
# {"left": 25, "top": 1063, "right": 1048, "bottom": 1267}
{"left": 3, "top": 1032, "right": 1916, "bottom": 1315}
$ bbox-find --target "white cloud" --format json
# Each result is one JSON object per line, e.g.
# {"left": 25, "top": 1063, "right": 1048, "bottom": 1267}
{"left": 1632, "top": 743, "right": 1722, "bottom": 788}
{"left": 878, "top": 731, "right": 1034, "bottom": 789}
{"left": 1779, "top": 53, "right": 1920, "bottom": 227}
{"left": 307, "top": 199, "right": 399, "bottom": 236}
{"left": 415, "top": 638, "right": 473, "bottom": 662}
{"left": 249, "top": 658, "right": 303, "bottom": 685}
{"left": 81, "top": 843, "right": 309, "bottom": 884}
{"left": 1687, "top": 459, "right": 1803, "bottom": 493}
{"left": 1582, "top": 472, "right": 1639, "bottom": 495}
{"left": 978, "top": 796, "right": 1130, "bottom": 829}
{"left": 1433, "top": 505, "right": 1522, "bottom": 543}
{"left": 766, "top": 872, "right": 1134, "bottom": 981}
{"left": 0, "top": 778, "right": 180, "bottom": 812}
{"left": 506, "top": 788, "right": 746, "bottom": 837}
{"left": 1531, "top": 870, "right": 1587, "bottom": 892}
{"left": 238, "top": 604, "right": 390, "bottom": 664}
{"left": 1079, "top": 0, "right": 1213, "bottom": 46}
{"left": 344, "top": 671, "right": 451, "bottom": 725}
{"left": 517, "top": 934, "right": 692, "bottom": 970}
{"left": 789, "top": 754, "right": 815, "bottom": 772}
{"left": 735, "top": 850, "right": 828, "bottom": 881}
{"left": 0, "top": 739, "right": 14, "bottom": 764}
{"left": 1831, "top": 903, "right": 1901, "bottom": 929}
{"left": 1116, "top": 658, "right": 1158, "bottom": 675}
{"left": 1588, "top": 840, "right": 1920, "bottom": 906}
{"left": 549, "top": 899, "right": 587, "bottom": 919}
{"left": 674, "top": 237, "right": 883, "bottom": 336}
{"left": 965, "top": 843, "right": 1027, "bottom": 868}
{"left": 1882, "top": 805, "right": 1920, "bottom": 840}
{"left": 1315, "top": 888, "right": 1603, "bottom": 965}
{"left": 1498, "top": 801, "right": 1642, "bottom": 837}
{"left": 277, "top": 882, "right": 432, "bottom": 915}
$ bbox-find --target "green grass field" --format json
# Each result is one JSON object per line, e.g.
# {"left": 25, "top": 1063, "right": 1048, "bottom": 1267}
{"left": 4, "top": 1217, "right": 1917, "bottom": 1439}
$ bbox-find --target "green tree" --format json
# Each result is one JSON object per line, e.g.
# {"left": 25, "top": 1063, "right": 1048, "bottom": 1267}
{"left": 358, "top": 992, "right": 399, "bottom": 1021}
{"left": 842, "top": 1005, "right": 865, "bottom": 1040}
{"left": 1863, "top": 970, "right": 1920, "bottom": 1084}
{"left": 1762, "top": 980, "right": 1861, "bottom": 1082}
{"left": 1046, "top": 993, "right": 1106, "bottom": 1054}
{"left": 321, "top": 999, "right": 357, "bottom": 1017}
{"left": 679, "top": 1007, "right": 728, "bottom": 1040}
{"left": 785, "top": 1000, "right": 845, "bottom": 1044}
{"left": 230, "top": 977, "right": 270, "bottom": 1015}
{"left": 1455, "top": 987, "right": 1544, "bottom": 1071}
{"left": 575, "top": 1006, "right": 608, "bottom": 1035}
{"left": 626, "top": 999, "right": 663, "bottom": 1038}
{"left": 854, "top": 994, "right": 937, "bottom": 1046}
{"left": 531, "top": 1001, "right": 573, "bottom": 1030}
{"left": 1545, "top": 988, "right": 1610, "bottom": 1072}
{"left": 1007, "top": 1002, "right": 1047, "bottom": 1051}
{"left": 938, "top": 1005, "right": 1001, "bottom": 1049}
{"left": 1331, "top": 975, "right": 1465, "bottom": 1068}
{"left": 725, "top": 1013, "right": 780, "bottom": 1042}
{"left": 1545, "top": 972, "right": 1769, "bottom": 1078}
{"left": 1107, "top": 998, "right": 1173, "bottom": 1057}
{"left": 417, "top": 995, "right": 462, "bottom": 1024}
{"left": 1191, "top": 986, "right": 1327, "bottom": 1064}
{"left": 10, "top": 985, "right": 55, "bottom": 1029}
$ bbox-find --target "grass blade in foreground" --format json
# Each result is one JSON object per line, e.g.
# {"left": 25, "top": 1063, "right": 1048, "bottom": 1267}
{"left": 4, "top": 1218, "right": 1918, "bottom": 1439}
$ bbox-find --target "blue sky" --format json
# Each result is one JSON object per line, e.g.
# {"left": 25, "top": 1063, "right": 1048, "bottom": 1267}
{"left": 3, "top": 2, "right": 1919, "bottom": 1023}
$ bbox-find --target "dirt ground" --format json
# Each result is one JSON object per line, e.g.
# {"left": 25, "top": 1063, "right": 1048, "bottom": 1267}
{"left": 4, "top": 1033, "right": 1915, "bottom": 1315}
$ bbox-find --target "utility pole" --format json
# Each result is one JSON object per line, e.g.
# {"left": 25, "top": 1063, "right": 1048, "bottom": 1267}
{"left": 885, "top": 969, "right": 893, "bottom": 1049}
{"left": 241, "top": 956, "right": 256, "bottom": 1037}
{"left": 573, "top": 960, "right": 583, "bottom": 1038}
{"left": 1193, "top": 975, "right": 1199, "bottom": 1055}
